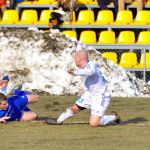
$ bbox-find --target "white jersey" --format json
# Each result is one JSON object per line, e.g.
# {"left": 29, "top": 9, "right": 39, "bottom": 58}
{"left": 74, "top": 60, "right": 108, "bottom": 96}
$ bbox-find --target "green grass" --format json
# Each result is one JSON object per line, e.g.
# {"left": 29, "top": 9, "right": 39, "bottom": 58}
{"left": 1, "top": 96, "right": 150, "bottom": 150}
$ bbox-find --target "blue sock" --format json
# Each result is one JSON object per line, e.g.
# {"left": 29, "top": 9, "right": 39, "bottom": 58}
{"left": 13, "top": 89, "right": 31, "bottom": 96}
{"left": 2, "top": 75, "right": 9, "bottom": 81}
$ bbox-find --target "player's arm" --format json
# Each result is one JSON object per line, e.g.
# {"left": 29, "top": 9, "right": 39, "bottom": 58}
{"left": 74, "top": 65, "right": 95, "bottom": 77}
{"left": 0, "top": 116, "right": 10, "bottom": 123}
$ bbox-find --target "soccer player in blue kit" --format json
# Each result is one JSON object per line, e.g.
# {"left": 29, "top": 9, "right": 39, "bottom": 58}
{"left": 47, "top": 49, "right": 121, "bottom": 127}
{"left": 0, "top": 76, "right": 39, "bottom": 123}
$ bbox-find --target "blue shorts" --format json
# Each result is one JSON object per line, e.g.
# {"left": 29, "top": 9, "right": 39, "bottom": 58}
{"left": 6, "top": 95, "right": 31, "bottom": 121}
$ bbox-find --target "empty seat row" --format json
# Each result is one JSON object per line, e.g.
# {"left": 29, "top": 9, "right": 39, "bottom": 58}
{"left": 1, "top": 9, "right": 150, "bottom": 25}
{"left": 63, "top": 30, "right": 150, "bottom": 44}
{"left": 102, "top": 52, "right": 150, "bottom": 68}
{"left": 21, "top": 0, "right": 150, "bottom": 5}
{"left": 72, "top": 10, "right": 150, "bottom": 25}
{"left": 0, "top": 9, "right": 53, "bottom": 24}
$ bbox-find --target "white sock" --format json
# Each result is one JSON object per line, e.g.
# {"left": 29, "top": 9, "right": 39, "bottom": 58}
{"left": 101, "top": 115, "right": 116, "bottom": 126}
{"left": 57, "top": 108, "right": 75, "bottom": 124}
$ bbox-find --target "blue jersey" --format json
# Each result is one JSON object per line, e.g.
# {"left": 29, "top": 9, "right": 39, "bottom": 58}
{"left": 0, "top": 94, "right": 30, "bottom": 122}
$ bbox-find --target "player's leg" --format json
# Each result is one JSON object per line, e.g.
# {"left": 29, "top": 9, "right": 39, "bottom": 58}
{"left": 56, "top": 93, "right": 90, "bottom": 124}
{"left": 21, "top": 111, "right": 38, "bottom": 121}
{"left": 56, "top": 104, "right": 85, "bottom": 124}
{"left": 89, "top": 94, "right": 121, "bottom": 127}
{"left": 12, "top": 89, "right": 39, "bottom": 104}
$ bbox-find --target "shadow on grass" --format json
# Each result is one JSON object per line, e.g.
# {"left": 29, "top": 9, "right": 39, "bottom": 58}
{"left": 35, "top": 117, "right": 147, "bottom": 126}
{"left": 36, "top": 117, "right": 89, "bottom": 125}
{"left": 120, "top": 117, "right": 148, "bottom": 125}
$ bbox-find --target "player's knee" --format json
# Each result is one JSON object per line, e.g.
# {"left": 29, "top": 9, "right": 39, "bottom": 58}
{"left": 89, "top": 120, "right": 100, "bottom": 127}
{"left": 21, "top": 112, "right": 38, "bottom": 121}
{"left": 89, "top": 115, "right": 102, "bottom": 127}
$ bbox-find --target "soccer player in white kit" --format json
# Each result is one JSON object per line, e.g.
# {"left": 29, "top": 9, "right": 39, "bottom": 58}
{"left": 51, "top": 50, "right": 121, "bottom": 127}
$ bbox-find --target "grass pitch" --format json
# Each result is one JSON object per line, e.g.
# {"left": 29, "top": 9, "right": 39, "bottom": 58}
{"left": 1, "top": 96, "right": 150, "bottom": 150}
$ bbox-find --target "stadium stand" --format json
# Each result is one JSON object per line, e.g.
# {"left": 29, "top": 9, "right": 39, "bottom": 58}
{"left": 102, "top": 52, "right": 118, "bottom": 64}
{"left": 0, "top": 0, "right": 149, "bottom": 77}
{"left": 119, "top": 52, "right": 138, "bottom": 68}
{"left": 135, "top": 53, "right": 150, "bottom": 68}
{"left": 79, "top": 30, "right": 96, "bottom": 44}
{"left": 137, "top": 31, "right": 150, "bottom": 44}
{"left": 132, "top": 10, "right": 150, "bottom": 25}
{"left": 72, "top": 10, "right": 95, "bottom": 25}
{"left": 97, "top": 30, "right": 116, "bottom": 44}
{"left": 0, "top": 9, "right": 19, "bottom": 24}
{"left": 17, "top": 9, "right": 38, "bottom": 24}
{"left": 92, "top": 10, "right": 114, "bottom": 25}
{"left": 112, "top": 10, "right": 133, "bottom": 25}
{"left": 117, "top": 31, "right": 135, "bottom": 44}
{"left": 36, "top": 9, "right": 53, "bottom": 25}
{"left": 33, "top": 0, "right": 57, "bottom": 4}
{"left": 63, "top": 30, "right": 77, "bottom": 39}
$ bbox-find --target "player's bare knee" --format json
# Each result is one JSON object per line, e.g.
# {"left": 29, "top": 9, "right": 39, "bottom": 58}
{"left": 89, "top": 120, "right": 99, "bottom": 127}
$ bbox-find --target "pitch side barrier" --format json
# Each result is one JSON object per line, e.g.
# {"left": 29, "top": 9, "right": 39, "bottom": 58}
{"left": 87, "top": 44, "right": 150, "bottom": 83}
{"left": 0, "top": 24, "right": 150, "bottom": 30}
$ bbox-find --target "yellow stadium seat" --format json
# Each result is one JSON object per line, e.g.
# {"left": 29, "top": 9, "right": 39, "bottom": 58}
{"left": 102, "top": 52, "right": 118, "bottom": 64}
{"left": 77, "top": 0, "right": 95, "bottom": 4}
{"left": 92, "top": 10, "right": 114, "bottom": 25}
{"left": 79, "top": 30, "right": 96, "bottom": 44}
{"left": 33, "top": 0, "right": 57, "bottom": 4}
{"left": 137, "top": 31, "right": 150, "bottom": 44}
{"left": 119, "top": 52, "right": 138, "bottom": 68}
{"left": 147, "top": 0, "right": 150, "bottom": 3}
{"left": 0, "top": 10, "right": 19, "bottom": 24}
{"left": 136, "top": 53, "right": 150, "bottom": 68}
{"left": 117, "top": 31, "right": 135, "bottom": 44}
{"left": 63, "top": 30, "right": 77, "bottom": 39}
{"left": 36, "top": 10, "right": 53, "bottom": 24}
{"left": 112, "top": 10, "right": 133, "bottom": 25}
{"left": 97, "top": 31, "right": 116, "bottom": 44}
{"left": 72, "top": 10, "right": 94, "bottom": 25}
{"left": 17, "top": 9, "right": 38, "bottom": 24}
{"left": 132, "top": 10, "right": 150, "bottom": 25}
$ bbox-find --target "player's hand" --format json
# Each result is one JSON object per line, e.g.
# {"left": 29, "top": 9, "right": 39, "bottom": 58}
{"left": 67, "top": 68, "right": 75, "bottom": 75}
{"left": 0, "top": 116, "right": 10, "bottom": 123}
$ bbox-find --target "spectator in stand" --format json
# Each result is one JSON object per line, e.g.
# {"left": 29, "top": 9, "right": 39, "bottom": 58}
{"left": 118, "top": 0, "right": 147, "bottom": 12}
{"left": 0, "top": 0, "right": 6, "bottom": 16}
{"left": 9, "top": 0, "right": 25, "bottom": 9}
{"left": 97, "top": 0, "right": 118, "bottom": 13}
{"left": 49, "top": 0, "right": 76, "bottom": 30}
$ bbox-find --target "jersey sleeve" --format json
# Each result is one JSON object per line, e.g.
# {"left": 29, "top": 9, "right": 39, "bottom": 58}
{"left": 74, "top": 63, "right": 95, "bottom": 77}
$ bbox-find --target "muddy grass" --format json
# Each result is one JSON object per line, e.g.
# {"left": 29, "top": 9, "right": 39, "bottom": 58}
{"left": 0, "top": 96, "right": 150, "bottom": 150}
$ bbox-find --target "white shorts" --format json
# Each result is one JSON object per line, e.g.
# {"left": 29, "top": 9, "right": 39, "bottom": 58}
{"left": 76, "top": 91, "right": 111, "bottom": 117}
